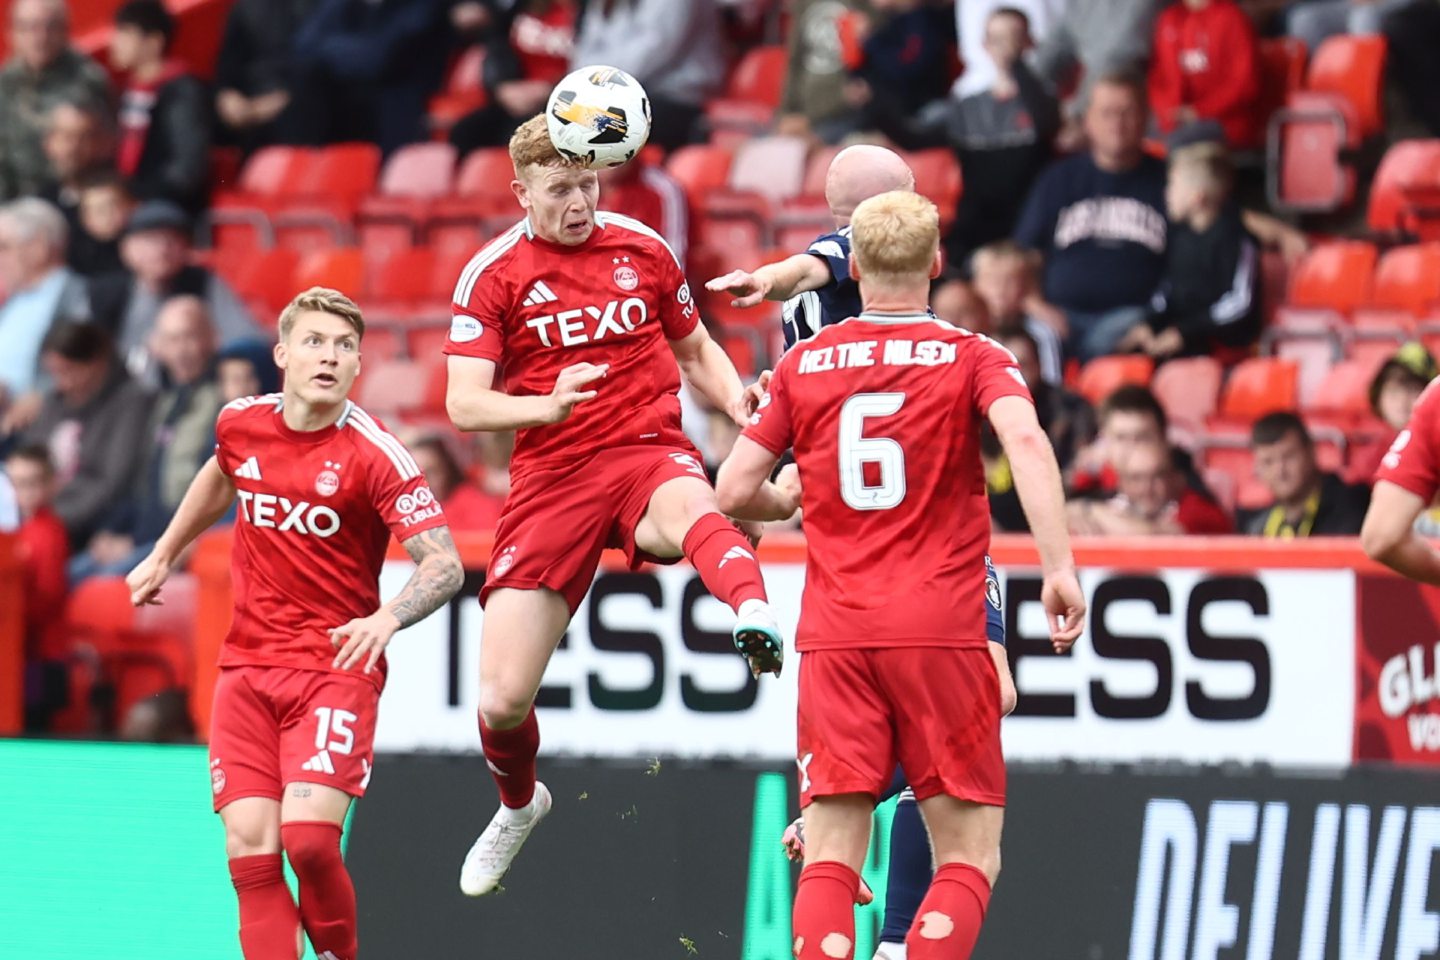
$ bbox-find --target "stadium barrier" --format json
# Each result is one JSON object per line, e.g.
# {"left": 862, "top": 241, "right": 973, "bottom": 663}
{"left": 6, "top": 742, "right": 1440, "bottom": 959}
{"left": 187, "top": 532, "right": 1440, "bottom": 767}
{"left": 0, "top": 532, "right": 23, "bottom": 734}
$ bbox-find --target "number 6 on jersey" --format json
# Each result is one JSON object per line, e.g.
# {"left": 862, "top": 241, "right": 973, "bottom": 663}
{"left": 839, "top": 392, "right": 907, "bottom": 511}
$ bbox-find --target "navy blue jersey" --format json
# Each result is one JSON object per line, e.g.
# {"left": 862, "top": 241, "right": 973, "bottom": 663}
{"left": 778, "top": 225, "right": 1006, "bottom": 647}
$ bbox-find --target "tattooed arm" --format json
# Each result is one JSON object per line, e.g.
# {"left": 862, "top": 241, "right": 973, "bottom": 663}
{"left": 329, "top": 526, "right": 464, "bottom": 673}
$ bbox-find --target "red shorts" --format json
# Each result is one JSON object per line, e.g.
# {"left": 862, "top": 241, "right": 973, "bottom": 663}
{"left": 796, "top": 647, "right": 1005, "bottom": 807}
{"left": 483, "top": 443, "right": 708, "bottom": 612}
{"left": 208, "top": 665, "right": 379, "bottom": 812}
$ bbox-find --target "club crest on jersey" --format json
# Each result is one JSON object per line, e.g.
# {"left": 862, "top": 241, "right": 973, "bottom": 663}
{"left": 316, "top": 461, "right": 342, "bottom": 497}
{"left": 211, "top": 758, "right": 226, "bottom": 795}
{"left": 494, "top": 545, "right": 518, "bottom": 577}
{"left": 612, "top": 256, "right": 639, "bottom": 291}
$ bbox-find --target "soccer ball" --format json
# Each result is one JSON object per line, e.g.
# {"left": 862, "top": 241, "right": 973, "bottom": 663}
{"left": 546, "top": 65, "right": 652, "bottom": 169}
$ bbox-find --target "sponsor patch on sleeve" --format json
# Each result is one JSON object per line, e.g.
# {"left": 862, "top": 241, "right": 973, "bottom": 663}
{"left": 450, "top": 315, "right": 482, "bottom": 343}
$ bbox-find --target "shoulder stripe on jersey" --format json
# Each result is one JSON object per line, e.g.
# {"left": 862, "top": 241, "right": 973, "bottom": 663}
{"left": 453, "top": 222, "right": 527, "bottom": 306}
{"left": 335, "top": 400, "right": 354, "bottom": 429}
{"left": 221, "top": 392, "right": 283, "bottom": 414}
{"left": 346, "top": 407, "right": 421, "bottom": 480}
{"left": 639, "top": 166, "right": 689, "bottom": 266}
{"left": 594, "top": 211, "right": 682, "bottom": 268}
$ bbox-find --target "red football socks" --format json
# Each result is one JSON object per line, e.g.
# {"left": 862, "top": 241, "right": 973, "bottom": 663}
{"left": 229, "top": 853, "right": 301, "bottom": 960}
{"left": 792, "top": 861, "right": 860, "bottom": 960}
{"left": 281, "top": 821, "right": 357, "bottom": 960}
{"left": 905, "top": 862, "right": 992, "bottom": 959}
{"left": 479, "top": 705, "right": 540, "bottom": 808}
{"left": 682, "top": 512, "right": 768, "bottom": 612}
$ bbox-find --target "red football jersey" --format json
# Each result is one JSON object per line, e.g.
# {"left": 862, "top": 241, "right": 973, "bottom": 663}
{"left": 744, "top": 313, "right": 1032, "bottom": 651}
{"left": 1376, "top": 378, "right": 1440, "bottom": 501}
{"left": 213, "top": 394, "right": 448, "bottom": 688}
{"left": 445, "top": 213, "right": 699, "bottom": 481}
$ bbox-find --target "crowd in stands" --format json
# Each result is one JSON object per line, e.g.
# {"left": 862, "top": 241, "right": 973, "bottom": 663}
{"left": 0, "top": 0, "right": 1437, "bottom": 736}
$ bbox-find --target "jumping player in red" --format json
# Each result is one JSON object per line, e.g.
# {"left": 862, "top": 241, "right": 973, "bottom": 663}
{"left": 1364, "top": 377, "right": 1440, "bottom": 581}
{"left": 716, "top": 192, "right": 1085, "bottom": 960}
{"left": 444, "top": 116, "right": 781, "bottom": 896}
{"left": 126, "top": 288, "right": 464, "bottom": 960}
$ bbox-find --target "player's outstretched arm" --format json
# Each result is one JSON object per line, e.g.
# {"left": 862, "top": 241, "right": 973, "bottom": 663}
{"left": 446, "top": 355, "right": 607, "bottom": 432}
{"left": 669, "top": 324, "right": 756, "bottom": 427}
{"left": 331, "top": 525, "right": 464, "bottom": 672}
{"left": 1362, "top": 481, "right": 1440, "bottom": 585}
{"left": 716, "top": 440, "right": 801, "bottom": 522}
{"left": 705, "top": 254, "right": 832, "bottom": 308}
{"left": 126, "top": 456, "right": 236, "bottom": 605}
{"left": 989, "top": 396, "right": 1086, "bottom": 650}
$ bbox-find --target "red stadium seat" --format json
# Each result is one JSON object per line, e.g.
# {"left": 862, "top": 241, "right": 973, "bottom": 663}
{"left": 370, "top": 142, "right": 459, "bottom": 201}
{"left": 1152, "top": 356, "right": 1222, "bottom": 427}
{"left": 360, "top": 325, "right": 404, "bottom": 362}
{"left": 1219, "top": 357, "right": 1298, "bottom": 421}
{"left": 225, "top": 247, "right": 301, "bottom": 316}
{"left": 1268, "top": 92, "right": 1356, "bottom": 213}
{"left": 407, "top": 325, "right": 452, "bottom": 361}
{"left": 1368, "top": 244, "right": 1440, "bottom": 315}
{"left": 727, "top": 136, "right": 808, "bottom": 203}
{"left": 667, "top": 145, "right": 734, "bottom": 198}
{"left": 1368, "top": 140, "right": 1440, "bottom": 237}
{"left": 297, "top": 143, "right": 382, "bottom": 209}
{"left": 294, "top": 249, "right": 366, "bottom": 295}
{"left": 368, "top": 247, "right": 438, "bottom": 309}
{"left": 1286, "top": 241, "right": 1377, "bottom": 314}
{"left": 1256, "top": 38, "right": 1307, "bottom": 128}
{"left": 1306, "top": 356, "right": 1386, "bottom": 418}
{"left": 430, "top": 148, "right": 522, "bottom": 226}
{"left": 355, "top": 359, "right": 431, "bottom": 416}
{"left": 800, "top": 146, "right": 843, "bottom": 200}
{"left": 1306, "top": 34, "right": 1387, "bottom": 140}
{"left": 904, "top": 149, "right": 963, "bottom": 229}
{"left": 706, "top": 45, "right": 787, "bottom": 135}
{"left": 1262, "top": 328, "right": 1341, "bottom": 408}
{"left": 1075, "top": 355, "right": 1154, "bottom": 406}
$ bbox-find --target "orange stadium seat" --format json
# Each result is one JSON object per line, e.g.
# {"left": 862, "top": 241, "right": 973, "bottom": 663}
{"left": 1307, "top": 357, "right": 1385, "bottom": 418}
{"left": 225, "top": 247, "right": 301, "bottom": 316}
{"left": 1263, "top": 328, "right": 1341, "bottom": 408}
{"left": 1152, "top": 356, "right": 1222, "bottom": 427}
{"left": 1219, "top": 357, "right": 1298, "bottom": 421}
{"left": 294, "top": 248, "right": 366, "bottom": 295}
{"left": 667, "top": 145, "right": 734, "bottom": 198}
{"left": 1306, "top": 34, "right": 1387, "bottom": 140}
{"left": 1368, "top": 244, "right": 1440, "bottom": 315}
{"left": 1368, "top": 140, "right": 1440, "bottom": 237}
{"left": 1286, "top": 241, "right": 1377, "bottom": 314}
{"left": 1076, "top": 355, "right": 1154, "bottom": 406}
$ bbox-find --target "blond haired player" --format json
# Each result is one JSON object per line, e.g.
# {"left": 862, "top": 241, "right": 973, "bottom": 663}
{"left": 718, "top": 192, "right": 1085, "bottom": 959}
{"left": 127, "top": 288, "right": 463, "bottom": 960}
{"left": 443, "top": 117, "right": 781, "bottom": 896}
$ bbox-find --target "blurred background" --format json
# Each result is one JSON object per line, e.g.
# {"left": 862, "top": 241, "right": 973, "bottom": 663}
{"left": 2, "top": 0, "right": 1440, "bottom": 956}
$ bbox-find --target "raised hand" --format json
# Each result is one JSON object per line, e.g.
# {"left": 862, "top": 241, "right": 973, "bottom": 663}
{"left": 705, "top": 269, "right": 772, "bottom": 308}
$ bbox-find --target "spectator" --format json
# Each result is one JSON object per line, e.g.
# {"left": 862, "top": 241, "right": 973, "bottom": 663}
{"left": 996, "top": 325, "right": 1095, "bottom": 472}
{"left": 37, "top": 97, "right": 118, "bottom": 274}
{"left": 570, "top": 0, "right": 725, "bottom": 152}
{"left": 1350, "top": 342, "right": 1439, "bottom": 483}
{"left": 1034, "top": 0, "right": 1159, "bottom": 120}
{"left": 120, "top": 688, "right": 195, "bottom": 742}
{"left": 73, "top": 173, "right": 134, "bottom": 278}
{"left": 848, "top": 0, "right": 956, "bottom": 121}
{"left": 1121, "top": 143, "right": 1260, "bottom": 361}
{"left": 930, "top": 277, "right": 993, "bottom": 332}
{"left": 449, "top": 0, "right": 577, "bottom": 156}
{"left": 108, "top": 0, "right": 211, "bottom": 213}
{"left": 88, "top": 200, "right": 260, "bottom": 384}
{"left": 215, "top": 339, "right": 281, "bottom": 403}
{"left": 1239, "top": 412, "right": 1371, "bottom": 536}
{"left": 69, "top": 295, "right": 222, "bottom": 583}
{"left": 410, "top": 434, "right": 503, "bottom": 533}
{"left": 970, "top": 240, "right": 1065, "bottom": 383}
{"left": 1015, "top": 71, "right": 1169, "bottom": 361}
{"left": 1069, "top": 383, "right": 1167, "bottom": 496}
{"left": 213, "top": 0, "right": 315, "bottom": 153}
{"left": 877, "top": 7, "right": 1059, "bottom": 267}
{"left": 0, "top": 198, "right": 90, "bottom": 410}
{"left": 1068, "top": 440, "right": 1232, "bottom": 534}
{"left": 953, "top": 0, "right": 1063, "bottom": 98}
{"left": 1148, "top": 0, "right": 1261, "bottom": 150}
{"left": 777, "top": 0, "right": 870, "bottom": 143}
{"left": 1383, "top": 1, "right": 1440, "bottom": 138}
{"left": 4, "top": 444, "right": 70, "bottom": 731}
{"left": 0, "top": 0, "right": 111, "bottom": 200}
{"left": 1288, "top": 0, "right": 1416, "bottom": 53}
{"left": 18, "top": 322, "right": 153, "bottom": 547}
{"left": 598, "top": 156, "right": 692, "bottom": 268}
{"left": 289, "top": 0, "right": 452, "bottom": 153}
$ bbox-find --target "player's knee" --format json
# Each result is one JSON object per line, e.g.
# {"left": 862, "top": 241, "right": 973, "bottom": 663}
{"left": 281, "top": 822, "right": 341, "bottom": 877}
{"left": 479, "top": 689, "right": 532, "bottom": 730}
{"left": 224, "top": 818, "right": 280, "bottom": 858}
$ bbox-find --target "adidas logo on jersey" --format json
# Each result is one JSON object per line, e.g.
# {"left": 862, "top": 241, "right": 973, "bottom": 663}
{"left": 522, "top": 281, "right": 559, "bottom": 307}
{"left": 718, "top": 545, "right": 755, "bottom": 568}
{"left": 302, "top": 750, "right": 336, "bottom": 775}
{"left": 234, "top": 456, "right": 262, "bottom": 480}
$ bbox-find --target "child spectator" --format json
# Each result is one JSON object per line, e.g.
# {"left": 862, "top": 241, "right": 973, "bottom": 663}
{"left": 1351, "top": 342, "right": 1439, "bottom": 485}
{"left": 970, "top": 240, "right": 1065, "bottom": 383}
{"left": 1148, "top": 0, "right": 1261, "bottom": 150}
{"left": 215, "top": 339, "right": 281, "bottom": 403}
{"left": 410, "top": 434, "right": 503, "bottom": 533}
{"left": 1121, "top": 143, "right": 1260, "bottom": 362}
{"left": 73, "top": 173, "right": 132, "bottom": 277}
{"left": 4, "top": 444, "right": 70, "bottom": 730}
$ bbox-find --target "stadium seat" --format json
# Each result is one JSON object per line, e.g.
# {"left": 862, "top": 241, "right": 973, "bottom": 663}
{"left": 727, "top": 136, "right": 808, "bottom": 203}
{"left": 705, "top": 45, "right": 787, "bottom": 135}
{"left": 1267, "top": 92, "right": 1355, "bottom": 213}
{"left": 1367, "top": 244, "right": 1440, "bottom": 315}
{"left": 225, "top": 247, "right": 301, "bottom": 316}
{"left": 407, "top": 324, "right": 452, "bottom": 361}
{"left": 355, "top": 359, "right": 431, "bottom": 416}
{"left": 1307, "top": 356, "right": 1385, "bottom": 418}
{"left": 1367, "top": 140, "right": 1440, "bottom": 237}
{"left": 360, "top": 325, "right": 404, "bottom": 362}
{"left": 1218, "top": 357, "right": 1298, "bottom": 421}
{"left": 296, "top": 142, "right": 382, "bottom": 209}
{"left": 293, "top": 249, "right": 366, "bottom": 295}
{"left": 1075, "top": 355, "right": 1154, "bottom": 406}
{"left": 800, "top": 145, "right": 843, "bottom": 200}
{"left": 1286, "top": 241, "right": 1377, "bottom": 314}
{"left": 1344, "top": 329, "right": 1407, "bottom": 368}
{"left": 667, "top": 145, "right": 734, "bottom": 198}
{"left": 432, "top": 147, "right": 525, "bottom": 224}
{"left": 1257, "top": 38, "right": 1307, "bottom": 128}
{"left": 1262, "top": 328, "right": 1342, "bottom": 408}
{"left": 368, "top": 247, "right": 437, "bottom": 310}
{"left": 1306, "top": 35, "right": 1387, "bottom": 140}
{"left": 359, "top": 141, "right": 459, "bottom": 253}
{"left": 1152, "top": 356, "right": 1222, "bottom": 427}
{"left": 904, "top": 149, "right": 963, "bottom": 229}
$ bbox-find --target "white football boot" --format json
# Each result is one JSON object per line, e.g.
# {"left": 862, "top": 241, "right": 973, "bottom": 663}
{"left": 733, "top": 598, "right": 785, "bottom": 677}
{"left": 459, "top": 781, "right": 552, "bottom": 896}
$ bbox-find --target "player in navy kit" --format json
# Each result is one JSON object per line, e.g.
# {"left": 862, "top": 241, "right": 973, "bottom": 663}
{"left": 707, "top": 145, "right": 1016, "bottom": 960}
